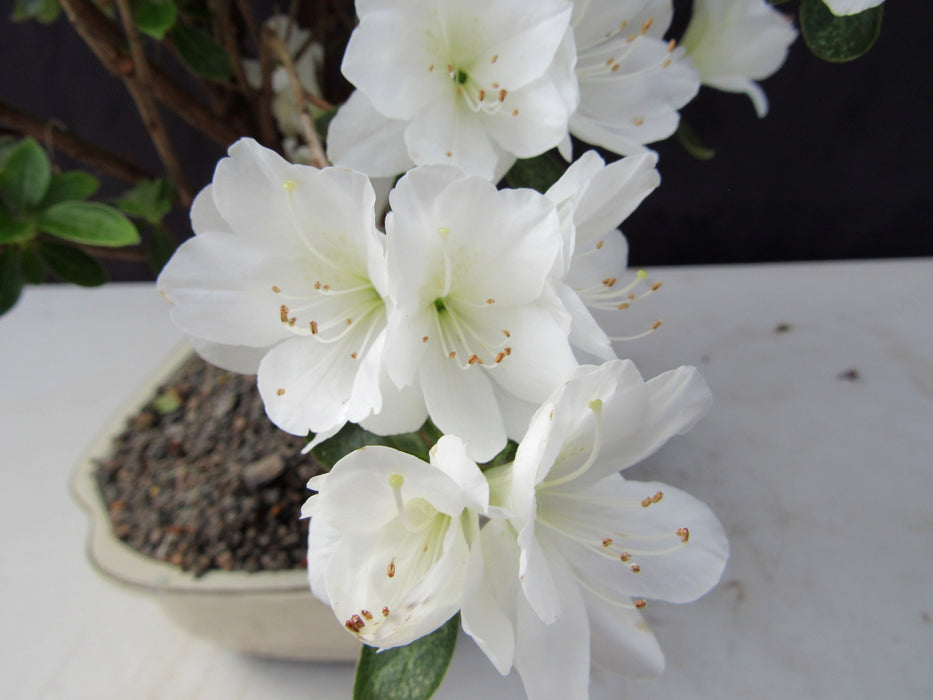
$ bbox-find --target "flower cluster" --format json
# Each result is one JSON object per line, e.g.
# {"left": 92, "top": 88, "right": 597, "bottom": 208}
{"left": 328, "top": 0, "right": 796, "bottom": 179}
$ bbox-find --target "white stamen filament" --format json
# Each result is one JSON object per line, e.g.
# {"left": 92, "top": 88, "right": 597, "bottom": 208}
{"left": 389, "top": 473, "right": 427, "bottom": 534}
{"left": 282, "top": 182, "right": 344, "bottom": 272}
{"left": 540, "top": 400, "right": 604, "bottom": 489}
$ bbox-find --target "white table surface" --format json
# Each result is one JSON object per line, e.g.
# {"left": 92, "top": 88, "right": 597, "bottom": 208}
{"left": 1, "top": 259, "right": 931, "bottom": 699}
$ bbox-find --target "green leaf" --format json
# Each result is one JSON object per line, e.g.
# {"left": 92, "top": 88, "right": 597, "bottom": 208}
{"left": 505, "top": 150, "right": 568, "bottom": 193}
{"left": 41, "top": 171, "right": 100, "bottom": 208}
{"left": 0, "top": 212, "right": 33, "bottom": 245}
{"left": 800, "top": 0, "right": 883, "bottom": 62}
{"left": 169, "top": 23, "right": 234, "bottom": 81}
{"left": 11, "top": 0, "right": 61, "bottom": 23}
{"left": 0, "top": 246, "right": 25, "bottom": 316}
{"left": 37, "top": 240, "right": 107, "bottom": 286}
{"left": 20, "top": 243, "right": 46, "bottom": 284}
{"left": 310, "top": 423, "right": 398, "bottom": 470}
{"left": 0, "top": 138, "right": 52, "bottom": 213}
{"left": 147, "top": 224, "right": 177, "bottom": 275}
{"left": 117, "top": 178, "right": 174, "bottom": 224}
{"left": 135, "top": 0, "right": 178, "bottom": 39}
{"left": 675, "top": 120, "right": 716, "bottom": 161}
{"left": 39, "top": 201, "right": 140, "bottom": 247}
{"left": 354, "top": 614, "right": 459, "bottom": 700}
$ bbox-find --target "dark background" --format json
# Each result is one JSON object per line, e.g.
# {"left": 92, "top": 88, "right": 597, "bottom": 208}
{"left": 1, "top": 1, "right": 930, "bottom": 278}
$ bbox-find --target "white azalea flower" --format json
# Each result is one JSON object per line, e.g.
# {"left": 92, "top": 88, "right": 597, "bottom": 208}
{"left": 823, "top": 0, "right": 884, "bottom": 16}
{"left": 327, "top": 0, "right": 579, "bottom": 181}
{"left": 302, "top": 436, "right": 488, "bottom": 649}
{"left": 462, "top": 360, "right": 729, "bottom": 697}
{"left": 681, "top": 0, "right": 798, "bottom": 117}
{"left": 157, "top": 138, "right": 389, "bottom": 448}
{"left": 569, "top": 0, "right": 700, "bottom": 156}
{"left": 545, "top": 150, "right": 661, "bottom": 360}
{"left": 381, "top": 165, "right": 580, "bottom": 462}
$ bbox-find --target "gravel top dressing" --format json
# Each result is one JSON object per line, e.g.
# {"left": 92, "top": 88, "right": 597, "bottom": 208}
{"left": 95, "top": 355, "right": 325, "bottom": 577}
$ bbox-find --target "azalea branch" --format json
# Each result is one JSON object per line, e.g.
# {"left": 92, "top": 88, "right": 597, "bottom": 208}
{"left": 267, "top": 29, "right": 329, "bottom": 168}
{"left": 57, "top": 0, "right": 243, "bottom": 148}
{"left": 0, "top": 101, "right": 154, "bottom": 184}
{"left": 114, "top": 0, "right": 193, "bottom": 208}
{"left": 211, "top": 0, "right": 252, "bottom": 97}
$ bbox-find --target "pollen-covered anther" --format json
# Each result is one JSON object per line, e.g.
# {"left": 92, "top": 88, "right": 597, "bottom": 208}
{"left": 511, "top": 109, "right": 519, "bottom": 116}
{"left": 596, "top": 240, "right": 604, "bottom": 249}
{"left": 651, "top": 491, "right": 663, "bottom": 504}
{"left": 447, "top": 64, "right": 454, "bottom": 73}
{"left": 422, "top": 336, "right": 429, "bottom": 343}
{"left": 288, "top": 317, "right": 296, "bottom": 326}
{"left": 641, "top": 17, "right": 654, "bottom": 34}
{"left": 345, "top": 614, "right": 365, "bottom": 633}
{"left": 662, "top": 58, "right": 672, "bottom": 68}
{"left": 634, "top": 599, "right": 647, "bottom": 609}
{"left": 478, "top": 89, "right": 486, "bottom": 101}
{"left": 467, "top": 354, "right": 483, "bottom": 365}
{"left": 495, "top": 351, "right": 506, "bottom": 363}
{"left": 428, "top": 64, "right": 434, "bottom": 72}
{"left": 617, "top": 302, "right": 630, "bottom": 310}
{"left": 626, "top": 33, "right": 637, "bottom": 43}
{"left": 491, "top": 53, "right": 499, "bottom": 63}
{"left": 630, "top": 563, "right": 641, "bottom": 573}
{"left": 346, "top": 318, "right": 353, "bottom": 326}
{"left": 611, "top": 63, "right": 620, "bottom": 72}
{"left": 350, "top": 352, "right": 358, "bottom": 359}
{"left": 502, "top": 329, "right": 511, "bottom": 338}
{"left": 651, "top": 320, "right": 663, "bottom": 330}
{"left": 668, "top": 39, "right": 677, "bottom": 52}
{"left": 361, "top": 609, "right": 373, "bottom": 620}
{"left": 619, "top": 20, "right": 628, "bottom": 31}
{"left": 602, "top": 537, "right": 613, "bottom": 547}
{"left": 276, "top": 388, "right": 285, "bottom": 396}
{"left": 486, "top": 298, "right": 495, "bottom": 304}
{"left": 387, "top": 559, "right": 396, "bottom": 578}
{"left": 280, "top": 304, "right": 289, "bottom": 323}
{"left": 620, "top": 552, "right": 632, "bottom": 562}
{"left": 602, "top": 277, "right": 617, "bottom": 287}
{"left": 632, "top": 117, "right": 645, "bottom": 126}
{"left": 651, "top": 281, "right": 663, "bottom": 292}
{"left": 677, "top": 527, "right": 690, "bottom": 543}
{"left": 449, "top": 351, "right": 457, "bottom": 359}
{"left": 504, "top": 347, "right": 512, "bottom": 356}
{"left": 382, "top": 606, "right": 390, "bottom": 617}
{"left": 310, "top": 320, "right": 319, "bottom": 335}
{"left": 498, "top": 88, "right": 507, "bottom": 102}
{"left": 323, "top": 284, "right": 331, "bottom": 291}
{"left": 445, "top": 151, "right": 453, "bottom": 158}
{"left": 271, "top": 285, "right": 281, "bottom": 293}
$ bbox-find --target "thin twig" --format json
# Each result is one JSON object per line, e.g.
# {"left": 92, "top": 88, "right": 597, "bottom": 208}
{"left": 211, "top": 0, "right": 251, "bottom": 97}
{"left": 236, "top": 0, "right": 262, "bottom": 48}
{"left": 58, "top": 0, "right": 244, "bottom": 147}
{"left": 114, "top": 0, "right": 193, "bottom": 207}
{"left": 257, "top": 28, "right": 282, "bottom": 151}
{"left": 267, "top": 29, "right": 328, "bottom": 168}
{"left": 0, "top": 100, "right": 153, "bottom": 184}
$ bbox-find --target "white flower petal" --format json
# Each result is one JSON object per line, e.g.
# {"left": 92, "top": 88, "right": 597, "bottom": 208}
{"left": 485, "top": 73, "right": 575, "bottom": 159}
{"left": 571, "top": 0, "right": 674, "bottom": 52}
{"left": 358, "top": 373, "right": 429, "bottom": 436}
{"left": 430, "top": 435, "right": 489, "bottom": 512}
{"left": 554, "top": 283, "right": 616, "bottom": 361}
{"left": 326, "top": 90, "right": 415, "bottom": 177}
{"left": 186, "top": 336, "right": 267, "bottom": 374}
{"left": 823, "top": 0, "right": 883, "bottom": 15}
{"left": 306, "top": 514, "right": 341, "bottom": 606}
{"left": 583, "top": 588, "right": 665, "bottom": 680}
{"left": 189, "top": 185, "right": 229, "bottom": 234}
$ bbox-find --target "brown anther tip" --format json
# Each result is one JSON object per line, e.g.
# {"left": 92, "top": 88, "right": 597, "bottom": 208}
{"left": 641, "top": 497, "right": 652, "bottom": 508}
{"left": 498, "top": 88, "right": 507, "bottom": 102}
{"left": 323, "top": 284, "right": 331, "bottom": 291}
{"left": 596, "top": 240, "right": 604, "bottom": 249}
{"left": 651, "top": 282, "right": 663, "bottom": 291}
{"left": 662, "top": 58, "right": 672, "bottom": 68}
{"left": 677, "top": 527, "right": 690, "bottom": 543}
{"left": 491, "top": 54, "right": 499, "bottom": 63}
{"left": 310, "top": 321, "right": 319, "bottom": 335}
{"left": 668, "top": 39, "right": 677, "bottom": 52}
{"left": 422, "top": 336, "right": 429, "bottom": 343}
{"left": 502, "top": 329, "right": 511, "bottom": 337}
{"left": 449, "top": 351, "right": 457, "bottom": 359}
{"left": 651, "top": 491, "right": 663, "bottom": 503}
{"left": 351, "top": 352, "right": 358, "bottom": 359}
{"left": 468, "top": 354, "right": 483, "bottom": 365}
{"left": 617, "top": 302, "right": 630, "bottom": 310}
{"left": 478, "top": 89, "right": 486, "bottom": 101}
{"left": 602, "top": 277, "right": 617, "bottom": 287}
{"left": 288, "top": 317, "right": 296, "bottom": 326}
{"left": 276, "top": 388, "right": 285, "bottom": 396}
{"left": 445, "top": 151, "right": 453, "bottom": 157}
{"left": 606, "top": 58, "right": 615, "bottom": 66}
{"left": 504, "top": 347, "right": 512, "bottom": 356}
{"left": 382, "top": 606, "right": 390, "bottom": 617}
{"left": 486, "top": 298, "right": 495, "bottom": 304}
{"left": 492, "top": 82, "right": 500, "bottom": 88}
{"left": 387, "top": 560, "right": 396, "bottom": 578}
{"left": 630, "top": 564, "right": 641, "bottom": 573}
{"left": 346, "top": 318, "right": 353, "bottom": 326}
{"left": 447, "top": 64, "right": 454, "bottom": 73}
{"left": 495, "top": 352, "right": 506, "bottom": 363}
{"left": 361, "top": 610, "right": 373, "bottom": 620}
{"left": 632, "top": 117, "right": 645, "bottom": 126}
{"left": 280, "top": 305, "right": 289, "bottom": 323}
{"left": 651, "top": 320, "right": 663, "bottom": 330}
{"left": 271, "top": 285, "right": 281, "bottom": 293}
{"left": 626, "top": 33, "right": 637, "bottom": 43}
{"left": 602, "top": 537, "right": 613, "bottom": 547}
{"left": 512, "top": 109, "right": 519, "bottom": 116}
{"left": 314, "top": 281, "right": 322, "bottom": 290}
{"left": 428, "top": 64, "right": 434, "bottom": 72}
{"left": 611, "top": 63, "right": 620, "bottom": 72}
{"left": 619, "top": 20, "right": 628, "bottom": 30}
{"left": 620, "top": 552, "right": 631, "bottom": 562}
{"left": 641, "top": 18, "right": 654, "bottom": 33}
{"left": 635, "top": 599, "right": 647, "bottom": 609}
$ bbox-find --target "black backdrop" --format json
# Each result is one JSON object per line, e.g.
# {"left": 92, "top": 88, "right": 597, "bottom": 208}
{"left": 1, "top": 1, "right": 931, "bottom": 278}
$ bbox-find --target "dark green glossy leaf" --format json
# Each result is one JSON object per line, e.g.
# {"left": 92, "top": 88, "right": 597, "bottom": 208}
{"left": 169, "top": 23, "right": 234, "bottom": 81}
{"left": 354, "top": 614, "right": 459, "bottom": 700}
{"left": 117, "top": 178, "right": 173, "bottom": 224}
{"left": 20, "top": 243, "right": 46, "bottom": 284}
{"left": 0, "top": 138, "right": 51, "bottom": 213}
{"left": 0, "top": 212, "right": 33, "bottom": 245}
{"left": 11, "top": 0, "right": 60, "bottom": 23}
{"left": 38, "top": 240, "right": 107, "bottom": 286}
{"left": 135, "top": 0, "right": 178, "bottom": 39}
{"left": 39, "top": 201, "right": 140, "bottom": 247}
{"left": 310, "top": 423, "right": 400, "bottom": 470}
{"left": 41, "top": 171, "right": 100, "bottom": 208}
{"left": 800, "top": 0, "right": 883, "bottom": 62}
{"left": 505, "top": 150, "right": 568, "bottom": 193}
{"left": 147, "top": 224, "right": 177, "bottom": 275}
{"left": 675, "top": 120, "right": 716, "bottom": 161}
{"left": 0, "top": 246, "right": 24, "bottom": 316}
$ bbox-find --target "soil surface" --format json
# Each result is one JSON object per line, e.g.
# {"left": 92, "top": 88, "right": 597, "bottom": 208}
{"left": 95, "top": 355, "right": 325, "bottom": 577}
